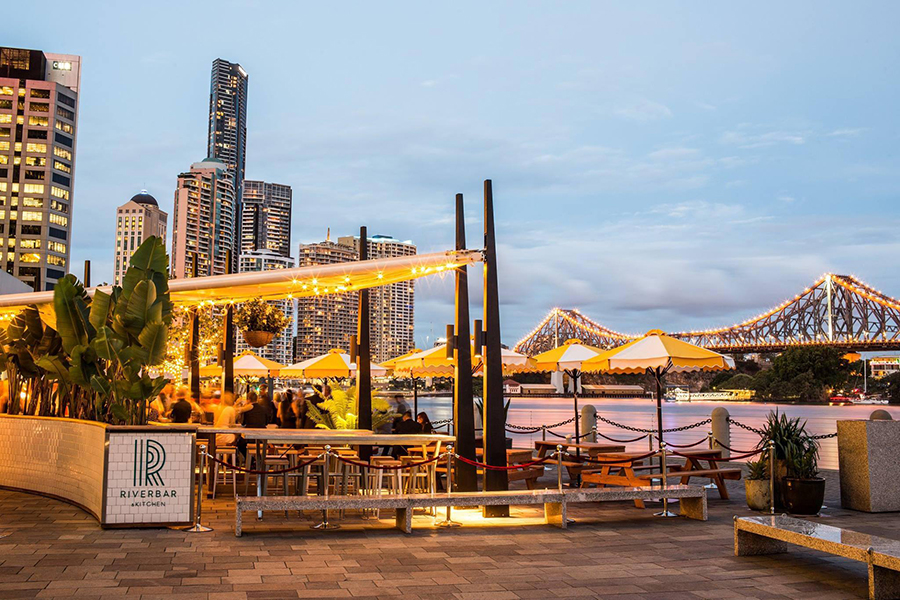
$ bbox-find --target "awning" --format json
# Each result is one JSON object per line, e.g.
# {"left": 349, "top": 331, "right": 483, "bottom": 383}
{"left": 0, "top": 248, "right": 483, "bottom": 318}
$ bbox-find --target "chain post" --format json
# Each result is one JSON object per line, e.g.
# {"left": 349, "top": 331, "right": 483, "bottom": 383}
{"left": 436, "top": 445, "right": 460, "bottom": 527}
{"left": 556, "top": 444, "right": 563, "bottom": 492}
{"left": 654, "top": 442, "right": 677, "bottom": 518}
{"left": 768, "top": 439, "right": 776, "bottom": 515}
{"left": 187, "top": 443, "right": 212, "bottom": 533}
{"left": 312, "top": 446, "right": 339, "bottom": 530}
{"left": 542, "top": 425, "right": 546, "bottom": 442}
{"left": 707, "top": 431, "right": 714, "bottom": 450}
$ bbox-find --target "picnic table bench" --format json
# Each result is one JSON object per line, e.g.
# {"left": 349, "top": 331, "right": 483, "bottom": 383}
{"left": 234, "top": 484, "right": 707, "bottom": 536}
{"left": 581, "top": 449, "right": 740, "bottom": 508}
{"left": 735, "top": 515, "right": 900, "bottom": 599}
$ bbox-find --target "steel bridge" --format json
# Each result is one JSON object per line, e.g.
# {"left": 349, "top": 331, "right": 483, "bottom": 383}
{"left": 513, "top": 274, "right": 900, "bottom": 355}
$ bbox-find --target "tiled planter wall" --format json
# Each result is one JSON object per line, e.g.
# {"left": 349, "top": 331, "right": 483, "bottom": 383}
{"left": 0, "top": 415, "right": 194, "bottom": 527}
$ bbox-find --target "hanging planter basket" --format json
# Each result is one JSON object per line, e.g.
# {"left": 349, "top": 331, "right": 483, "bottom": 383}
{"left": 242, "top": 330, "right": 275, "bottom": 348}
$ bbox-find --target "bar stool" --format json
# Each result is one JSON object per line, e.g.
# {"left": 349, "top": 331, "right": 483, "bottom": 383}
{"left": 211, "top": 446, "right": 238, "bottom": 498}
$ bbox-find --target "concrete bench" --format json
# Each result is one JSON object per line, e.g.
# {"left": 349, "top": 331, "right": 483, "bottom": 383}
{"left": 235, "top": 485, "right": 707, "bottom": 536}
{"left": 735, "top": 516, "right": 900, "bottom": 599}
{"left": 235, "top": 489, "right": 566, "bottom": 536}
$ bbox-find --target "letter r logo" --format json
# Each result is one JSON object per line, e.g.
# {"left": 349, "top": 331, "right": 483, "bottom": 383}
{"left": 133, "top": 439, "right": 166, "bottom": 487}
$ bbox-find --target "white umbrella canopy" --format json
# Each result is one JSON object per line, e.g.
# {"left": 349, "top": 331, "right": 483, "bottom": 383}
{"left": 281, "top": 348, "right": 388, "bottom": 379}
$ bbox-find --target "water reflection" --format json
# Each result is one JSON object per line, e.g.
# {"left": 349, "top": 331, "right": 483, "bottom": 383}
{"left": 412, "top": 395, "right": 900, "bottom": 470}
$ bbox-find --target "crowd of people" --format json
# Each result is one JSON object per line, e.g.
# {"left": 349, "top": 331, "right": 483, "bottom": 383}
{"left": 149, "top": 384, "right": 437, "bottom": 458}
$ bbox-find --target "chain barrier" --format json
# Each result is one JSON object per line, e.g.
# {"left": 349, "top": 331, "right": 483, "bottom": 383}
{"left": 563, "top": 449, "right": 658, "bottom": 464}
{"left": 454, "top": 453, "right": 558, "bottom": 471}
{"left": 654, "top": 436, "right": 708, "bottom": 449}
{"left": 597, "top": 415, "right": 712, "bottom": 434}
{"left": 203, "top": 452, "right": 323, "bottom": 475}
{"left": 669, "top": 447, "right": 766, "bottom": 461}
{"left": 711, "top": 438, "right": 764, "bottom": 454}
{"left": 810, "top": 432, "right": 838, "bottom": 440}
{"left": 727, "top": 418, "right": 766, "bottom": 437}
{"left": 595, "top": 431, "right": 649, "bottom": 444}
{"left": 330, "top": 453, "right": 445, "bottom": 471}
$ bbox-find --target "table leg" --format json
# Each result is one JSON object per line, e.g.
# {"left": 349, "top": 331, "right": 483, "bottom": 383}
{"left": 256, "top": 441, "right": 265, "bottom": 520}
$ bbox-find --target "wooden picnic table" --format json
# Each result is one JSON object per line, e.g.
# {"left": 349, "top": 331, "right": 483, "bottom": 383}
{"left": 580, "top": 448, "right": 736, "bottom": 508}
{"left": 534, "top": 440, "right": 626, "bottom": 458}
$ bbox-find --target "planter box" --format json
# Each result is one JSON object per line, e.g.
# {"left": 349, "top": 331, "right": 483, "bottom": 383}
{"left": 0, "top": 415, "right": 195, "bottom": 527}
{"left": 837, "top": 419, "right": 900, "bottom": 512}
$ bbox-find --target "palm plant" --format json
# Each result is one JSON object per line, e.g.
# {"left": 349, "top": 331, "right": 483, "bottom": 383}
{"left": 306, "top": 385, "right": 395, "bottom": 430}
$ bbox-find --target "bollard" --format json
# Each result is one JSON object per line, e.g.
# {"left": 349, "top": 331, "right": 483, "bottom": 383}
{"left": 312, "top": 446, "right": 339, "bottom": 530}
{"left": 187, "top": 445, "right": 213, "bottom": 532}
{"left": 581, "top": 405, "right": 597, "bottom": 442}
{"left": 702, "top": 431, "right": 718, "bottom": 490}
{"left": 654, "top": 442, "right": 677, "bottom": 518}
{"left": 768, "top": 439, "right": 776, "bottom": 515}
{"left": 436, "top": 445, "right": 460, "bottom": 527}
{"left": 870, "top": 409, "right": 893, "bottom": 421}
{"left": 556, "top": 444, "right": 563, "bottom": 492}
{"left": 711, "top": 407, "right": 731, "bottom": 459}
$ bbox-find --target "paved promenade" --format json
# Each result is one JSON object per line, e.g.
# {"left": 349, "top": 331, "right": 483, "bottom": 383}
{"left": 0, "top": 468, "right": 895, "bottom": 599}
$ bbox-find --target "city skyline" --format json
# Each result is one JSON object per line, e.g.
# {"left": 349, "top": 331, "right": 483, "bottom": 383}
{"left": 5, "top": 2, "right": 900, "bottom": 347}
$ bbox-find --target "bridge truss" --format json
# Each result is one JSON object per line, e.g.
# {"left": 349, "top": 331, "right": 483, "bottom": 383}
{"left": 514, "top": 274, "right": 900, "bottom": 355}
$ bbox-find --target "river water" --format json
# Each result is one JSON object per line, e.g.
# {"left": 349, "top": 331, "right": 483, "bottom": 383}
{"left": 410, "top": 395, "right": 900, "bottom": 470}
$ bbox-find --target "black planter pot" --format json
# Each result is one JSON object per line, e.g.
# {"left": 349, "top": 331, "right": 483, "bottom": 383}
{"left": 782, "top": 477, "right": 825, "bottom": 515}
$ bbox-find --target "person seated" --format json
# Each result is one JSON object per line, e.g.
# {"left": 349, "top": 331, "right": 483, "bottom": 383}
{"left": 169, "top": 388, "right": 195, "bottom": 423}
{"left": 214, "top": 393, "right": 240, "bottom": 446}
{"left": 278, "top": 391, "right": 297, "bottom": 429}
{"left": 391, "top": 411, "right": 422, "bottom": 458}
{"left": 149, "top": 392, "right": 170, "bottom": 422}
{"left": 236, "top": 391, "right": 268, "bottom": 458}
{"left": 417, "top": 412, "right": 434, "bottom": 434}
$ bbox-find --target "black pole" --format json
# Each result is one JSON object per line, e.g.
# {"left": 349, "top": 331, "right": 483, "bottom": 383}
{"left": 357, "top": 227, "right": 372, "bottom": 453}
{"left": 190, "top": 253, "right": 200, "bottom": 401}
{"left": 573, "top": 369, "right": 580, "bottom": 460}
{"left": 412, "top": 378, "right": 418, "bottom": 417}
{"left": 453, "top": 193, "right": 478, "bottom": 492}
{"left": 482, "top": 179, "right": 509, "bottom": 515}
{"left": 224, "top": 248, "right": 234, "bottom": 395}
{"left": 83, "top": 260, "right": 91, "bottom": 288}
{"left": 656, "top": 368, "right": 664, "bottom": 450}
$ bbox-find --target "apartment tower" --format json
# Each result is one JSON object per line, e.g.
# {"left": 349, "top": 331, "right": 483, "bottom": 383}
{"left": 207, "top": 59, "right": 247, "bottom": 258}
{"left": 0, "top": 47, "right": 81, "bottom": 290}
{"left": 336, "top": 234, "right": 416, "bottom": 363}
{"left": 293, "top": 235, "right": 359, "bottom": 362}
{"left": 240, "top": 180, "right": 291, "bottom": 257}
{"left": 170, "top": 158, "right": 235, "bottom": 278}
{"left": 113, "top": 190, "right": 167, "bottom": 284}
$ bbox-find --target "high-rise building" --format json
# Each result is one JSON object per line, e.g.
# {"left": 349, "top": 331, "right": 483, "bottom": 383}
{"left": 207, "top": 59, "right": 247, "bottom": 257}
{"left": 336, "top": 234, "right": 416, "bottom": 363}
{"left": 113, "top": 190, "right": 167, "bottom": 285}
{"left": 241, "top": 180, "right": 291, "bottom": 257}
{"left": 293, "top": 236, "right": 359, "bottom": 362}
{"left": 236, "top": 250, "right": 294, "bottom": 365}
{"left": 0, "top": 47, "right": 81, "bottom": 290}
{"left": 170, "top": 158, "right": 235, "bottom": 279}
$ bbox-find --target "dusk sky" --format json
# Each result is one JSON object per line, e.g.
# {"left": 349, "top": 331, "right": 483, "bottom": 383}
{"left": 7, "top": 1, "right": 900, "bottom": 348}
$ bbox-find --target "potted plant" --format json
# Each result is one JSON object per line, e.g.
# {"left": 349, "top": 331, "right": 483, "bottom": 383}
{"left": 235, "top": 298, "right": 290, "bottom": 347}
{"left": 782, "top": 443, "right": 825, "bottom": 515}
{"left": 744, "top": 458, "right": 770, "bottom": 511}
{"left": 757, "top": 410, "right": 810, "bottom": 507}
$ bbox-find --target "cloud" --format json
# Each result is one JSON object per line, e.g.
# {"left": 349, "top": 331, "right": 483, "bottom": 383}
{"left": 720, "top": 129, "right": 806, "bottom": 148}
{"left": 614, "top": 99, "right": 673, "bottom": 122}
{"left": 777, "top": 194, "right": 796, "bottom": 203}
{"left": 827, "top": 128, "right": 866, "bottom": 137}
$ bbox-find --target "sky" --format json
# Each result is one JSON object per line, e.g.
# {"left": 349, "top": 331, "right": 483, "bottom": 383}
{"left": 6, "top": 1, "right": 900, "bottom": 349}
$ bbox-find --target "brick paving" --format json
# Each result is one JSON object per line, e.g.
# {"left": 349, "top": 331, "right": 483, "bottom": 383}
{"left": 1, "top": 467, "right": 896, "bottom": 599}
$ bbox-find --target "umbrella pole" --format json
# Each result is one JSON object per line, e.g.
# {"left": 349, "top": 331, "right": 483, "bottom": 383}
{"left": 413, "top": 378, "right": 418, "bottom": 418}
{"left": 572, "top": 370, "right": 580, "bottom": 461}
{"left": 655, "top": 368, "right": 663, "bottom": 451}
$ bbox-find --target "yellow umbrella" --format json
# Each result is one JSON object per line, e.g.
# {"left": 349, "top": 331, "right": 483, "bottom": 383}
{"left": 199, "top": 350, "right": 284, "bottom": 377}
{"left": 379, "top": 348, "right": 423, "bottom": 374}
{"left": 281, "top": 348, "right": 388, "bottom": 379}
{"left": 531, "top": 339, "right": 604, "bottom": 453}
{"left": 583, "top": 329, "right": 734, "bottom": 447}
{"left": 393, "top": 344, "right": 536, "bottom": 377}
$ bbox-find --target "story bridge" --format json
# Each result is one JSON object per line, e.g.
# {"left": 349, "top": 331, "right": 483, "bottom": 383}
{"left": 513, "top": 274, "right": 900, "bottom": 355}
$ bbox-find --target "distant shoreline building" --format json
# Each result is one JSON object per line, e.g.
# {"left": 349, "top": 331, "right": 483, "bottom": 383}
{"left": 0, "top": 46, "right": 81, "bottom": 290}
{"left": 240, "top": 180, "right": 291, "bottom": 258}
{"left": 237, "top": 249, "right": 294, "bottom": 365}
{"left": 170, "top": 158, "right": 235, "bottom": 278}
{"left": 293, "top": 234, "right": 358, "bottom": 362}
{"left": 113, "top": 190, "right": 167, "bottom": 284}
{"left": 207, "top": 59, "right": 248, "bottom": 260}
{"left": 337, "top": 233, "right": 416, "bottom": 363}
